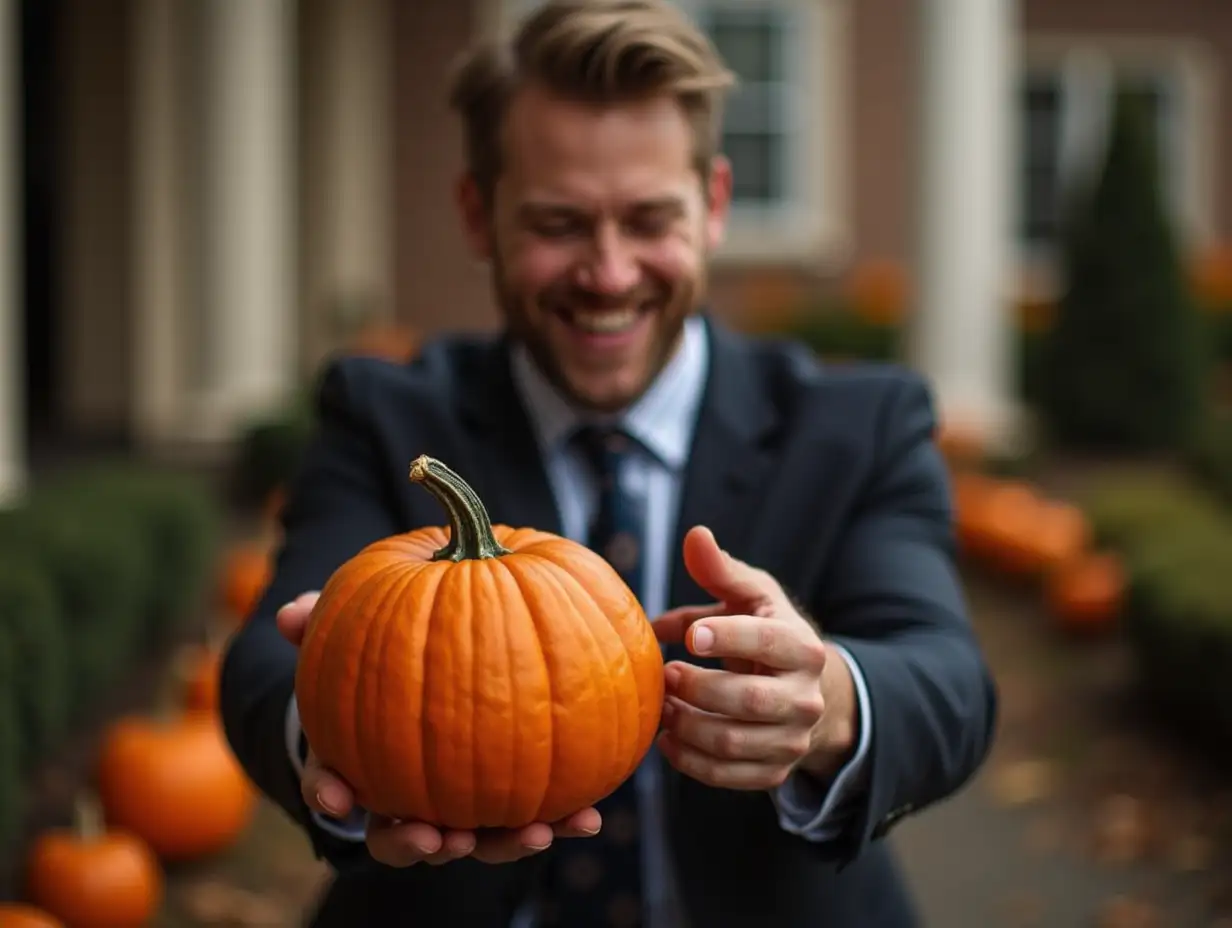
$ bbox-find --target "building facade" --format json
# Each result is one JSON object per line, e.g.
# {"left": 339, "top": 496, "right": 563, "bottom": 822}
{"left": 1, "top": 0, "right": 1228, "bottom": 498}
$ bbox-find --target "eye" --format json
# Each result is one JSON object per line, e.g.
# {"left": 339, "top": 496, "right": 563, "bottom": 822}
{"left": 624, "top": 208, "right": 677, "bottom": 239}
{"left": 529, "top": 214, "right": 588, "bottom": 240}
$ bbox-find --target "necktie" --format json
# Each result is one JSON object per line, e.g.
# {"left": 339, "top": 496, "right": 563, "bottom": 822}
{"left": 539, "top": 425, "right": 647, "bottom": 928}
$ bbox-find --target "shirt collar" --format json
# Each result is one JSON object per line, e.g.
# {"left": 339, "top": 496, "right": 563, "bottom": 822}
{"left": 510, "top": 315, "right": 709, "bottom": 470}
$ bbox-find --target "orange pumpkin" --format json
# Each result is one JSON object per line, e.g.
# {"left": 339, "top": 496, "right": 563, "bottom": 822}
{"left": 993, "top": 498, "right": 1091, "bottom": 578}
{"left": 177, "top": 642, "right": 222, "bottom": 714}
{"left": 844, "top": 258, "right": 909, "bottom": 325}
{"left": 346, "top": 322, "right": 419, "bottom": 363}
{"left": 971, "top": 481, "right": 1045, "bottom": 574}
{"left": 296, "top": 455, "right": 665, "bottom": 830}
{"left": 1046, "top": 552, "right": 1125, "bottom": 633}
{"left": 218, "top": 542, "right": 272, "bottom": 623}
{"left": 951, "top": 471, "right": 999, "bottom": 554}
{"left": 95, "top": 711, "right": 256, "bottom": 862}
{"left": 24, "top": 795, "right": 161, "bottom": 928}
{"left": 0, "top": 904, "right": 65, "bottom": 928}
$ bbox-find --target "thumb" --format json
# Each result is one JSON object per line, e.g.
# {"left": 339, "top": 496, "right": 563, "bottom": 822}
{"left": 682, "top": 526, "right": 771, "bottom": 609}
{"left": 276, "top": 591, "right": 321, "bottom": 647}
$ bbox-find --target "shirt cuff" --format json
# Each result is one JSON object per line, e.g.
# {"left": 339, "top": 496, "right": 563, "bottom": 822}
{"left": 772, "top": 643, "right": 874, "bottom": 842}
{"left": 285, "top": 695, "right": 370, "bottom": 842}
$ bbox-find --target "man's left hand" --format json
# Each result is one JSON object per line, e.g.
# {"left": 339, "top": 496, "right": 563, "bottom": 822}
{"left": 652, "top": 525, "right": 858, "bottom": 790}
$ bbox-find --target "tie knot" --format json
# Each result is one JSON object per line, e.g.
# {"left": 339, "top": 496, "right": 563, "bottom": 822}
{"left": 571, "top": 424, "right": 636, "bottom": 477}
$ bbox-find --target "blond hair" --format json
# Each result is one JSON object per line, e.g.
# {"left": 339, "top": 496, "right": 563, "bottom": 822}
{"left": 449, "top": 0, "right": 736, "bottom": 203}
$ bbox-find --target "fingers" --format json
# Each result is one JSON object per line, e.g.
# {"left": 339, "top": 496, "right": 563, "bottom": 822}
{"left": 660, "top": 696, "right": 812, "bottom": 766}
{"left": 364, "top": 811, "right": 602, "bottom": 868}
{"left": 552, "top": 806, "right": 603, "bottom": 839}
{"left": 686, "top": 616, "right": 827, "bottom": 673}
{"left": 682, "top": 526, "right": 777, "bottom": 611}
{"left": 651, "top": 602, "right": 724, "bottom": 644}
{"left": 277, "top": 591, "right": 321, "bottom": 646}
{"left": 657, "top": 730, "right": 791, "bottom": 791}
{"left": 665, "top": 661, "right": 825, "bottom": 725}
{"left": 301, "top": 751, "right": 355, "bottom": 820}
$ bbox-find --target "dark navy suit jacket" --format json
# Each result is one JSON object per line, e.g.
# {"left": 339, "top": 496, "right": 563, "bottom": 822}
{"left": 220, "top": 320, "right": 998, "bottom": 927}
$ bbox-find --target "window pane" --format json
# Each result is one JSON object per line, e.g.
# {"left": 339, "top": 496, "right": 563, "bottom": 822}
{"left": 1020, "top": 75, "right": 1064, "bottom": 246}
{"left": 707, "top": 9, "right": 783, "bottom": 83}
{"left": 724, "top": 132, "right": 783, "bottom": 204}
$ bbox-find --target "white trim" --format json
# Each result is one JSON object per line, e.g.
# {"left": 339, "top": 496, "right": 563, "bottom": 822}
{"left": 1016, "top": 34, "right": 1220, "bottom": 301}
{"left": 473, "top": 0, "right": 851, "bottom": 270}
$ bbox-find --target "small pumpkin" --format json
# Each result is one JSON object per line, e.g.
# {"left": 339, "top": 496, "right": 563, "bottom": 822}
{"left": 971, "top": 481, "right": 1045, "bottom": 573}
{"left": 1046, "top": 552, "right": 1125, "bottom": 634}
{"left": 0, "top": 904, "right": 64, "bottom": 928}
{"left": 346, "top": 322, "right": 419, "bottom": 363}
{"left": 176, "top": 626, "right": 227, "bottom": 714}
{"left": 218, "top": 542, "right": 272, "bottom": 623}
{"left": 994, "top": 498, "right": 1091, "bottom": 578}
{"left": 936, "top": 420, "right": 985, "bottom": 470}
{"left": 24, "top": 794, "right": 161, "bottom": 928}
{"left": 95, "top": 709, "right": 256, "bottom": 862}
{"left": 296, "top": 455, "right": 664, "bottom": 830}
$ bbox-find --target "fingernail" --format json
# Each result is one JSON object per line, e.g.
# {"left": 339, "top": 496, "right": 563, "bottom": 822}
{"left": 579, "top": 824, "right": 600, "bottom": 836}
{"left": 526, "top": 840, "right": 552, "bottom": 851}
{"left": 691, "top": 625, "right": 714, "bottom": 654}
{"left": 316, "top": 784, "right": 346, "bottom": 815}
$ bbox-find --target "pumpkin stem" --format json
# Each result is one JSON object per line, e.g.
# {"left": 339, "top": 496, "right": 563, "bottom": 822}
{"left": 408, "top": 456, "right": 511, "bottom": 561}
{"left": 73, "top": 793, "right": 105, "bottom": 841}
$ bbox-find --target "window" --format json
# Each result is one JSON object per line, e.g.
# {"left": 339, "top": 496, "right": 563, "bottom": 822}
{"left": 482, "top": 0, "right": 850, "bottom": 265}
{"left": 1017, "top": 40, "right": 1215, "bottom": 266}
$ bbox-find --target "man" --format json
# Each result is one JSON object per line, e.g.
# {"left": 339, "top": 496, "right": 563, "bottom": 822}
{"left": 220, "top": 1, "right": 998, "bottom": 925}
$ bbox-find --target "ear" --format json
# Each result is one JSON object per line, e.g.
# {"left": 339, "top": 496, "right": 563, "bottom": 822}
{"left": 455, "top": 173, "right": 494, "bottom": 261}
{"left": 704, "top": 154, "right": 733, "bottom": 251}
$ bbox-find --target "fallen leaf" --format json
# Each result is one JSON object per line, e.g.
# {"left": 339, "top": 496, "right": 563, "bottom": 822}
{"left": 1095, "top": 895, "right": 1160, "bottom": 928}
{"left": 1091, "top": 794, "right": 1152, "bottom": 865}
{"left": 987, "top": 759, "right": 1059, "bottom": 807}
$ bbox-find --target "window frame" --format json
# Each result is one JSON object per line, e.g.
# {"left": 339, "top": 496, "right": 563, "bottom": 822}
{"left": 476, "top": 0, "right": 852, "bottom": 268}
{"left": 1016, "top": 35, "right": 1218, "bottom": 301}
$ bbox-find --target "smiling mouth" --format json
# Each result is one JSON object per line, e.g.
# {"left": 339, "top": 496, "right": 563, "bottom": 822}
{"left": 556, "top": 303, "right": 654, "bottom": 335}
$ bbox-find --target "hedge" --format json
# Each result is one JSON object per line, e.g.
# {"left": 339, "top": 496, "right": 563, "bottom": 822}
{"left": 1082, "top": 472, "right": 1232, "bottom": 745}
{"left": 0, "top": 463, "right": 222, "bottom": 858}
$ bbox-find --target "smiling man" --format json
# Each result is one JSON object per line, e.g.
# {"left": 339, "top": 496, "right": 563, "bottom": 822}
{"left": 219, "top": 1, "right": 999, "bottom": 926}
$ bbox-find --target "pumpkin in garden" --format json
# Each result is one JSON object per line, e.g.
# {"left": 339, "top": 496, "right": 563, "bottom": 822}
{"left": 969, "top": 481, "right": 1046, "bottom": 574}
{"left": 346, "top": 321, "right": 419, "bottom": 363}
{"left": 1046, "top": 552, "right": 1126, "bottom": 634}
{"left": 95, "top": 709, "right": 256, "bottom": 862}
{"left": 296, "top": 455, "right": 665, "bottom": 830}
{"left": 176, "top": 636, "right": 224, "bottom": 714}
{"left": 218, "top": 541, "right": 272, "bottom": 623}
{"left": 0, "top": 905, "right": 64, "bottom": 928}
{"left": 994, "top": 498, "right": 1092, "bottom": 578}
{"left": 24, "top": 795, "right": 161, "bottom": 928}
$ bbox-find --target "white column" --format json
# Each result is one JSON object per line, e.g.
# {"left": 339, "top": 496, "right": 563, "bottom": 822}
{"left": 0, "top": 0, "right": 24, "bottom": 503}
{"left": 197, "top": 0, "right": 297, "bottom": 442}
{"left": 131, "top": 0, "right": 191, "bottom": 449}
{"left": 300, "top": 0, "right": 395, "bottom": 369}
{"left": 909, "top": 0, "right": 1021, "bottom": 449}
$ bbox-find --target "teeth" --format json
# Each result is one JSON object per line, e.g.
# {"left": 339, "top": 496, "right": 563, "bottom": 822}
{"left": 569, "top": 309, "right": 638, "bottom": 334}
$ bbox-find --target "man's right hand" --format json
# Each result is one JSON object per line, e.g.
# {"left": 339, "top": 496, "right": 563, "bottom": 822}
{"left": 277, "top": 592, "right": 604, "bottom": 867}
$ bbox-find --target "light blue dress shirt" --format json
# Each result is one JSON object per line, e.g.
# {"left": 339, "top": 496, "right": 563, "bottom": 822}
{"left": 285, "top": 317, "right": 874, "bottom": 926}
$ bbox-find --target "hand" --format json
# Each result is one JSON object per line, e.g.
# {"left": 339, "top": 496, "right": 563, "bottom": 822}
{"left": 652, "top": 526, "right": 858, "bottom": 790}
{"left": 277, "top": 592, "right": 603, "bottom": 866}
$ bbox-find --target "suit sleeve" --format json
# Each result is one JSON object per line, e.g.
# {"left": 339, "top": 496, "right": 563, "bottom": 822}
{"left": 219, "top": 359, "right": 402, "bottom": 871}
{"left": 817, "top": 374, "right": 998, "bottom": 865}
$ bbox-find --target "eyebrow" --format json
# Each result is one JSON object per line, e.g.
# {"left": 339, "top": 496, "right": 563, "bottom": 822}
{"left": 517, "top": 196, "right": 687, "bottom": 220}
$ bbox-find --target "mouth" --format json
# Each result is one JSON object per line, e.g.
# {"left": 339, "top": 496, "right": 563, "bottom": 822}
{"left": 555, "top": 302, "right": 656, "bottom": 336}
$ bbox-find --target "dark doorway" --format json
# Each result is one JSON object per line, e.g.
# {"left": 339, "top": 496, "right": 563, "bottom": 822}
{"left": 20, "top": 0, "right": 64, "bottom": 455}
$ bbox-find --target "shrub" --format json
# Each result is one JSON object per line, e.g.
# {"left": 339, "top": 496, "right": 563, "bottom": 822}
{"left": 0, "top": 633, "right": 21, "bottom": 849}
{"left": 38, "top": 465, "right": 224, "bottom": 644}
{"left": 1041, "top": 89, "right": 1206, "bottom": 452}
{"left": 1082, "top": 475, "right": 1232, "bottom": 745}
{"left": 0, "top": 563, "right": 69, "bottom": 769}
{"left": 1186, "top": 409, "right": 1232, "bottom": 505}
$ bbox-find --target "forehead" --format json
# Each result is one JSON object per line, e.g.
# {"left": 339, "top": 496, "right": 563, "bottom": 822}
{"left": 499, "top": 85, "right": 698, "bottom": 204}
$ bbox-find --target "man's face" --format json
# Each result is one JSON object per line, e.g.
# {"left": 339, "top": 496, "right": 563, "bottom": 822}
{"left": 457, "top": 85, "right": 732, "bottom": 412}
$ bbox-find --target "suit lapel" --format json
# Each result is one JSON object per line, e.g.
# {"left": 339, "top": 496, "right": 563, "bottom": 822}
{"left": 454, "top": 337, "right": 563, "bottom": 536}
{"left": 668, "top": 321, "right": 780, "bottom": 615}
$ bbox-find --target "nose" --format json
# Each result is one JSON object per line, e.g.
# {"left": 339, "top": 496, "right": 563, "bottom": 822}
{"left": 575, "top": 223, "right": 640, "bottom": 295}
